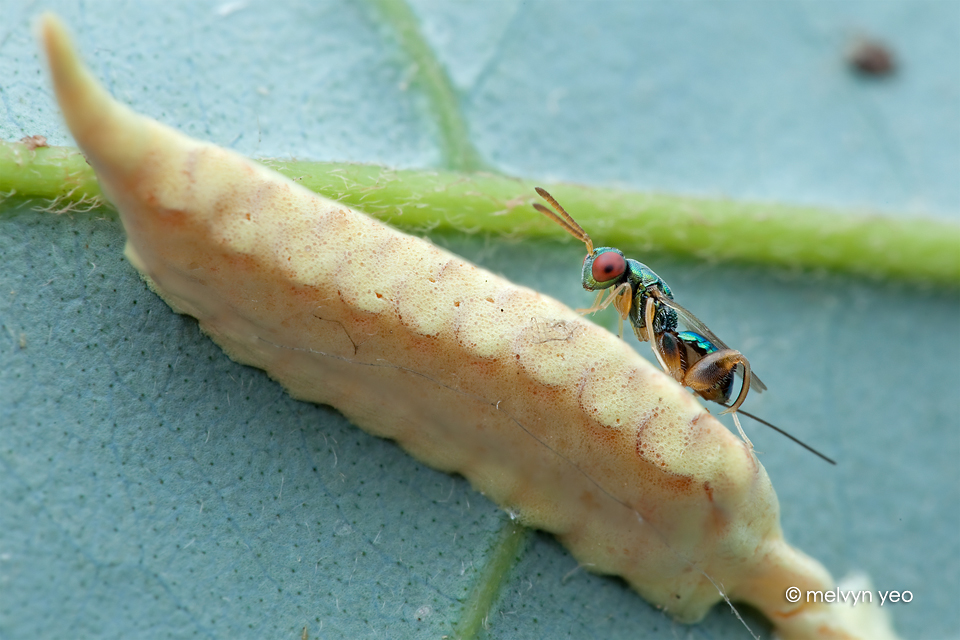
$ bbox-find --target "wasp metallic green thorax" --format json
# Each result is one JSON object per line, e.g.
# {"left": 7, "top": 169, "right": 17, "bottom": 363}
{"left": 582, "top": 247, "right": 679, "bottom": 340}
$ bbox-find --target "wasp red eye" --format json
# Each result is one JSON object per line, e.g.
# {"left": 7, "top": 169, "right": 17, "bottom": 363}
{"left": 592, "top": 251, "right": 626, "bottom": 282}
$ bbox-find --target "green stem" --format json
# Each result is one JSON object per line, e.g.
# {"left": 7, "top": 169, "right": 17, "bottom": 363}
{"left": 452, "top": 521, "right": 528, "bottom": 639}
{"left": 273, "top": 160, "right": 960, "bottom": 287}
{"left": 365, "top": 0, "right": 488, "bottom": 172}
{"left": 0, "top": 142, "right": 103, "bottom": 202}
{"left": 2, "top": 140, "right": 957, "bottom": 287}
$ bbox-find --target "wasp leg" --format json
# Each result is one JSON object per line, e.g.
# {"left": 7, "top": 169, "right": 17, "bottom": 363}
{"left": 731, "top": 412, "right": 755, "bottom": 455}
{"left": 630, "top": 323, "right": 651, "bottom": 343}
{"left": 655, "top": 330, "right": 686, "bottom": 383}
{"left": 611, "top": 285, "right": 633, "bottom": 339}
{"left": 644, "top": 297, "right": 670, "bottom": 372}
{"left": 578, "top": 284, "right": 633, "bottom": 339}
{"left": 576, "top": 290, "right": 609, "bottom": 315}
{"left": 682, "top": 349, "right": 754, "bottom": 415}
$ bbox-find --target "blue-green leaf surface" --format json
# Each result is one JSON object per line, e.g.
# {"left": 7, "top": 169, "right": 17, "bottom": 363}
{"left": 1, "top": 2, "right": 957, "bottom": 639}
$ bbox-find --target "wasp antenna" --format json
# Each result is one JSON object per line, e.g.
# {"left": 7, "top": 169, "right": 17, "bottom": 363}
{"left": 535, "top": 187, "right": 588, "bottom": 237}
{"left": 532, "top": 202, "right": 580, "bottom": 236}
{"left": 735, "top": 409, "right": 837, "bottom": 465}
{"left": 533, "top": 203, "right": 594, "bottom": 252}
{"left": 535, "top": 187, "right": 594, "bottom": 253}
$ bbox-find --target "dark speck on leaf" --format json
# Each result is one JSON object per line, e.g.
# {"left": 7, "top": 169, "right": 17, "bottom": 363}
{"left": 849, "top": 39, "right": 895, "bottom": 76}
